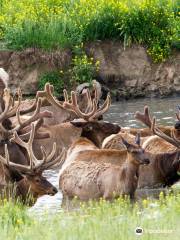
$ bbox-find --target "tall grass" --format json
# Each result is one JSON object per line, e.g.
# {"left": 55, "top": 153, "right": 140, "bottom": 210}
{"left": 0, "top": 0, "right": 179, "bottom": 62}
{"left": 0, "top": 193, "right": 180, "bottom": 239}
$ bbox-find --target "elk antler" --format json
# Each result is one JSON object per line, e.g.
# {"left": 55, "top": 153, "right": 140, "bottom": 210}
{"left": 63, "top": 87, "right": 111, "bottom": 121}
{"left": 135, "top": 106, "right": 152, "bottom": 128}
{"left": 151, "top": 117, "right": 180, "bottom": 148}
{"left": 0, "top": 96, "right": 52, "bottom": 136}
{"left": 0, "top": 123, "right": 66, "bottom": 173}
{"left": 135, "top": 106, "right": 180, "bottom": 148}
{"left": 36, "top": 83, "right": 64, "bottom": 109}
{"left": 0, "top": 88, "right": 12, "bottom": 122}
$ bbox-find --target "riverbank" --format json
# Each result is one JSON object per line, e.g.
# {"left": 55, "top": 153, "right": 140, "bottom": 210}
{"left": 0, "top": 0, "right": 179, "bottom": 99}
{"left": 0, "top": 43, "right": 179, "bottom": 99}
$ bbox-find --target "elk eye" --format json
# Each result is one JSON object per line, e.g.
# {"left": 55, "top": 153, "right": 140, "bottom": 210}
{"left": 35, "top": 178, "right": 40, "bottom": 183}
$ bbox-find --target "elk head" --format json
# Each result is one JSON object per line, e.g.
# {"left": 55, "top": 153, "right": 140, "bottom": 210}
{"left": 36, "top": 83, "right": 120, "bottom": 146}
{"left": 135, "top": 106, "right": 180, "bottom": 187}
{"left": 62, "top": 87, "right": 120, "bottom": 147}
{"left": 121, "top": 133, "right": 150, "bottom": 165}
{"left": 0, "top": 124, "right": 66, "bottom": 203}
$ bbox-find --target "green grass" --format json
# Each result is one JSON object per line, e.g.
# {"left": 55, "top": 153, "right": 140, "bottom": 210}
{"left": 0, "top": 192, "right": 180, "bottom": 240}
{"left": 0, "top": 0, "right": 179, "bottom": 62}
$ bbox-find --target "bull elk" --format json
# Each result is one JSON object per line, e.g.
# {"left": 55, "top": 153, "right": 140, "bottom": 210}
{"left": 135, "top": 106, "right": 180, "bottom": 188}
{"left": 102, "top": 106, "right": 180, "bottom": 151}
{"left": 135, "top": 106, "right": 180, "bottom": 153}
{"left": 33, "top": 85, "right": 120, "bottom": 159}
{"left": 0, "top": 123, "right": 65, "bottom": 204}
{"left": 59, "top": 134, "right": 150, "bottom": 201}
{"left": 0, "top": 84, "right": 65, "bottom": 204}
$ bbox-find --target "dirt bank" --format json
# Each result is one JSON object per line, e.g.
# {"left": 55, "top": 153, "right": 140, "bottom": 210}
{"left": 0, "top": 42, "right": 179, "bottom": 99}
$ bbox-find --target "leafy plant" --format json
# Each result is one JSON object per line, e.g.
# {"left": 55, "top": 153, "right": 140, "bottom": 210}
{"left": 69, "top": 52, "right": 99, "bottom": 85}
{"left": 38, "top": 71, "right": 64, "bottom": 96}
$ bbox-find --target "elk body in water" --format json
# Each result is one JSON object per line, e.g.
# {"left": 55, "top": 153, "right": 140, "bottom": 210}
{"left": 102, "top": 106, "right": 180, "bottom": 189}
{"left": 59, "top": 134, "right": 150, "bottom": 200}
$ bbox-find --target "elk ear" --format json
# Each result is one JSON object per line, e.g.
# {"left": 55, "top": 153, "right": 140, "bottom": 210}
{"left": 121, "top": 136, "right": 132, "bottom": 150}
{"left": 135, "top": 133, "right": 141, "bottom": 146}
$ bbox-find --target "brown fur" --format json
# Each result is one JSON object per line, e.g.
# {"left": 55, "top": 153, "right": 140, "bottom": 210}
{"left": 0, "top": 141, "right": 57, "bottom": 204}
{"left": 59, "top": 138, "right": 150, "bottom": 200}
{"left": 102, "top": 132, "right": 149, "bottom": 150}
{"left": 33, "top": 121, "right": 120, "bottom": 159}
{"left": 103, "top": 134, "right": 180, "bottom": 188}
{"left": 142, "top": 136, "right": 176, "bottom": 153}
{"left": 0, "top": 173, "right": 57, "bottom": 205}
{"left": 122, "top": 125, "right": 177, "bottom": 137}
{"left": 138, "top": 150, "right": 180, "bottom": 188}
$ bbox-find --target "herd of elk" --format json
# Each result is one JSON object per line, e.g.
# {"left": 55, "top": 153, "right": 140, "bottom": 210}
{"left": 0, "top": 67, "right": 180, "bottom": 204}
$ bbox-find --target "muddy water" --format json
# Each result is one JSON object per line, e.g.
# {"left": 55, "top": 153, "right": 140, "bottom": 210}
{"left": 30, "top": 96, "right": 180, "bottom": 214}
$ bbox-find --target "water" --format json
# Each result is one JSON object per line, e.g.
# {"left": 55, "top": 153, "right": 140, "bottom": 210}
{"left": 30, "top": 96, "right": 180, "bottom": 214}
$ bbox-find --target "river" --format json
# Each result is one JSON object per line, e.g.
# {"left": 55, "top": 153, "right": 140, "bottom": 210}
{"left": 30, "top": 96, "right": 180, "bottom": 214}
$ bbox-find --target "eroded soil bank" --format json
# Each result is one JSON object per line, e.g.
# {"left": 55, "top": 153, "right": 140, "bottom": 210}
{"left": 0, "top": 41, "right": 179, "bottom": 99}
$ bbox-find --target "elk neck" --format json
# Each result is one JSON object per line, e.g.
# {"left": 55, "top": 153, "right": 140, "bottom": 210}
{"left": 120, "top": 157, "right": 139, "bottom": 198}
{"left": 81, "top": 128, "right": 109, "bottom": 148}
{"left": 125, "top": 152, "right": 140, "bottom": 174}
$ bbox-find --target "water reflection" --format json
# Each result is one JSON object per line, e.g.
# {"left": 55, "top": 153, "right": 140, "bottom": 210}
{"left": 30, "top": 96, "right": 180, "bottom": 214}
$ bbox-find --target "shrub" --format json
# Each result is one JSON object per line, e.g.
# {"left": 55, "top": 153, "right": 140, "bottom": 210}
{"left": 69, "top": 52, "right": 99, "bottom": 85}
{"left": 38, "top": 50, "right": 99, "bottom": 92}
{"left": 38, "top": 71, "right": 64, "bottom": 96}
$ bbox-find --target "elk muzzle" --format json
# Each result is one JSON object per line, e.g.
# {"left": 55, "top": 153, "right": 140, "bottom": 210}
{"left": 46, "top": 186, "right": 58, "bottom": 196}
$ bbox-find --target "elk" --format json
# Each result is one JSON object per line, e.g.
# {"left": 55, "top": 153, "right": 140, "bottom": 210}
{"left": 102, "top": 106, "right": 180, "bottom": 151}
{"left": 32, "top": 84, "right": 120, "bottom": 159}
{"left": 0, "top": 84, "right": 65, "bottom": 203}
{"left": 0, "top": 123, "right": 65, "bottom": 204}
{"left": 59, "top": 134, "right": 150, "bottom": 200}
{"left": 135, "top": 106, "right": 180, "bottom": 188}
{"left": 135, "top": 106, "right": 180, "bottom": 153}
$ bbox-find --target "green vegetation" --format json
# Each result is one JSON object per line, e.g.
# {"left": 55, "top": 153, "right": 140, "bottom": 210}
{"left": 0, "top": 192, "right": 180, "bottom": 239}
{"left": 38, "top": 71, "right": 65, "bottom": 96}
{"left": 0, "top": 0, "right": 179, "bottom": 62}
{"left": 38, "top": 51, "right": 99, "bottom": 93}
{"left": 69, "top": 50, "right": 100, "bottom": 85}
